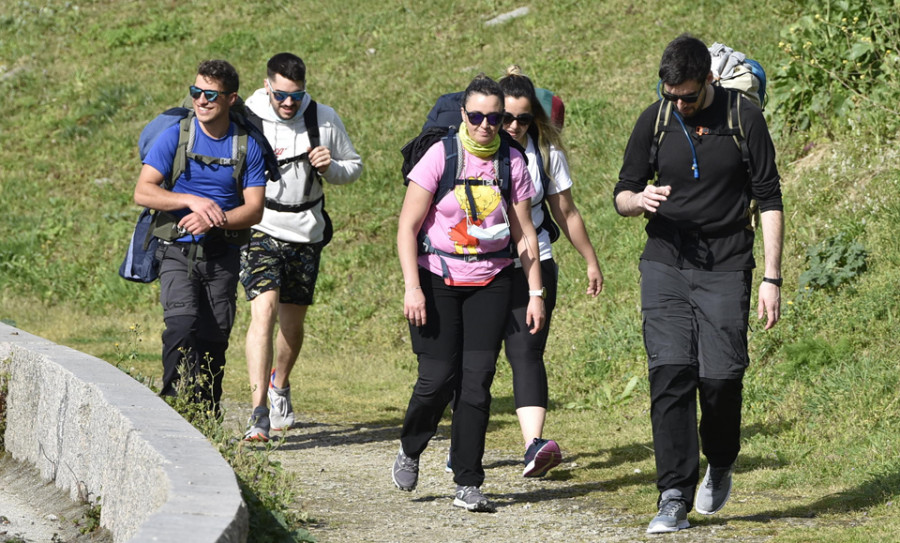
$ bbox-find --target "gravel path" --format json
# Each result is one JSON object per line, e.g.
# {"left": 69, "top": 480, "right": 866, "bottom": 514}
{"left": 261, "top": 417, "right": 772, "bottom": 543}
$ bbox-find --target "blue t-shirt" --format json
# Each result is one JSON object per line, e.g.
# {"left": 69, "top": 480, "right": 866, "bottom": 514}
{"left": 143, "top": 117, "right": 267, "bottom": 241}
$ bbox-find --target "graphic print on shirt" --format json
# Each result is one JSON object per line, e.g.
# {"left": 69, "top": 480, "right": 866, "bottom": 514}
{"left": 448, "top": 177, "right": 501, "bottom": 255}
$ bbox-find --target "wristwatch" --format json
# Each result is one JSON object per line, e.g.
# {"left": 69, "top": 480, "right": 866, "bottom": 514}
{"left": 528, "top": 287, "right": 547, "bottom": 299}
{"left": 762, "top": 277, "right": 783, "bottom": 287}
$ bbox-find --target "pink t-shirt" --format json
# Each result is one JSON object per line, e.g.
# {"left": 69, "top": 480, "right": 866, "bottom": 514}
{"left": 408, "top": 139, "right": 535, "bottom": 285}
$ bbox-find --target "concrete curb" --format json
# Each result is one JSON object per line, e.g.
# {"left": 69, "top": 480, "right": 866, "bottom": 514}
{"left": 0, "top": 323, "right": 248, "bottom": 543}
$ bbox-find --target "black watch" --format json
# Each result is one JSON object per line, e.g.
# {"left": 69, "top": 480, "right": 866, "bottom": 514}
{"left": 762, "top": 277, "right": 783, "bottom": 287}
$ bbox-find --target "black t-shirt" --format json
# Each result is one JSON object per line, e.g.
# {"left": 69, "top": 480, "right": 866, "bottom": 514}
{"left": 615, "top": 86, "right": 782, "bottom": 271}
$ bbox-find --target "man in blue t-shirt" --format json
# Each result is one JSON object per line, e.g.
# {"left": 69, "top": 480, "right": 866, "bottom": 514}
{"left": 134, "top": 59, "right": 267, "bottom": 413}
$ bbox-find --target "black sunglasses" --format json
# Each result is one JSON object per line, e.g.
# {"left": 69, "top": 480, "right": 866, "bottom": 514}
{"left": 502, "top": 112, "right": 534, "bottom": 125}
{"left": 189, "top": 85, "right": 229, "bottom": 102}
{"left": 464, "top": 109, "right": 503, "bottom": 127}
{"left": 661, "top": 89, "right": 703, "bottom": 104}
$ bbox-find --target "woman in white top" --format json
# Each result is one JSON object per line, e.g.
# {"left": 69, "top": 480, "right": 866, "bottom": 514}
{"left": 498, "top": 66, "right": 604, "bottom": 477}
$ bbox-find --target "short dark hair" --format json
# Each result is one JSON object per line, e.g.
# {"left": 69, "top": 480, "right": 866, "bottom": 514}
{"left": 267, "top": 52, "right": 306, "bottom": 83}
{"left": 658, "top": 34, "right": 711, "bottom": 86}
{"left": 463, "top": 73, "right": 504, "bottom": 109}
{"left": 197, "top": 59, "right": 240, "bottom": 94}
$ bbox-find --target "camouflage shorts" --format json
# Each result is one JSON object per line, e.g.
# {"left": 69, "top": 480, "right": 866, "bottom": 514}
{"left": 239, "top": 230, "right": 322, "bottom": 305}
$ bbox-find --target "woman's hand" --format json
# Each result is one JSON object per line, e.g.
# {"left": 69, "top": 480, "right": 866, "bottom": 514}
{"left": 526, "top": 296, "right": 545, "bottom": 334}
{"left": 404, "top": 286, "right": 427, "bottom": 327}
{"left": 586, "top": 263, "right": 604, "bottom": 297}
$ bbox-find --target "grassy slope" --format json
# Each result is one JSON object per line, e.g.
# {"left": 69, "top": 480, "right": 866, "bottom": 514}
{"left": 2, "top": 1, "right": 899, "bottom": 540}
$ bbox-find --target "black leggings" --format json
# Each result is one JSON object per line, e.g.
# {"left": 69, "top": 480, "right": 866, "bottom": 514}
{"left": 400, "top": 266, "right": 513, "bottom": 487}
{"left": 503, "top": 259, "right": 558, "bottom": 409}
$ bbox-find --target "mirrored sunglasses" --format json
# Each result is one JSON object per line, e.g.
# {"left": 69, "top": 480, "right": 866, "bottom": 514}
{"left": 189, "top": 85, "right": 225, "bottom": 102}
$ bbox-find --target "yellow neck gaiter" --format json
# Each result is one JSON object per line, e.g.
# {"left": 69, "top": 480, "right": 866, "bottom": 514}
{"left": 459, "top": 122, "right": 500, "bottom": 159}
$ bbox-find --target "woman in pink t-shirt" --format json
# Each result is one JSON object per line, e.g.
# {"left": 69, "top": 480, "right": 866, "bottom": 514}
{"left": 392, "top": 74, "right": 545, "bottom": 513}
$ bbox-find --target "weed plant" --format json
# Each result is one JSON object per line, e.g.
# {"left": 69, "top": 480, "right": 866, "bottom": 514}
{"left": 1, "top": 0, "right": 900, "bottom": 540}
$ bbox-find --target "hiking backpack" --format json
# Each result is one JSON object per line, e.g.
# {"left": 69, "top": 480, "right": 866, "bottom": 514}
{"left": 708, "top": 42, "right": 767, "bottom": 110}
{"left": 400, "top": 124, "right": 518, "bottom": 274}
{"left": 119, "top": 98, "right": 279, "bottom": 282}
{"left": 418, "top": 90, "right": 562, "bottom": 243}
{"left": 648, "top": 43, "right": 767, "bottom": 230}
{"left": 255, "top": 101, "right": 334, "bottom": 247}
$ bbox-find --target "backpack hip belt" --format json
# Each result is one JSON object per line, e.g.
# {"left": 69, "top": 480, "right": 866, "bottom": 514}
{"left": 265, "top": 195, "right": 323, "bottom": 213}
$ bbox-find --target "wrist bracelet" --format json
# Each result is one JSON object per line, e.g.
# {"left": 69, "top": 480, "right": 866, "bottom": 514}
{"left": 762, "top": 277, "right": 783, "bottom": 287}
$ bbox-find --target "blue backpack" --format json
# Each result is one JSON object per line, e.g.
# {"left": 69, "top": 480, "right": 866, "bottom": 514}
{"left": 119, "top": 99, "right": 280, "bottom": 283}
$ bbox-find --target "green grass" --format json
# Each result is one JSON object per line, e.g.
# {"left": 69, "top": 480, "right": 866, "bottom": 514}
{"left": 2, "top": 0, "right": 900, "bottom": 540}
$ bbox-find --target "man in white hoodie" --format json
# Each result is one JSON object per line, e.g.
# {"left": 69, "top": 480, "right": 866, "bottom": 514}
{"left": 241, "top": 52, "right": 363, "bottom": 441}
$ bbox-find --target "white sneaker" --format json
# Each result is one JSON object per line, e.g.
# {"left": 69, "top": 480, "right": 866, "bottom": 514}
{"left": 268, "top": 369, "right": 295, "bottom": 431}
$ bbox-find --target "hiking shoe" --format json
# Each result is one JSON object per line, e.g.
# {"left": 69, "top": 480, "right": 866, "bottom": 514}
{"left": 268, "top": 369, "right": 295, "bottom": 431}
{"left": 243, "top": 407, "right": 270, "bottom": 442}
{"left": 523, "top": 438, "right": 562, "bottom": 477}
{"left": 646, "top": 498, "right": 690, "bottom": 534}
{"left": 453, "top": 485, "right": 495, "bottom": 512}
{"left": 445, "top": 452, "right": 452, "bottom": 473}
{"left": 392, "top": 447, "right": 419, "bottom": 491}
{"left": 695, "top": 463, "right": 735, "bottom": 515}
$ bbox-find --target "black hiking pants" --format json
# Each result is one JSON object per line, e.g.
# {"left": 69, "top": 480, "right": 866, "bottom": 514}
{"left": 639, "top": 259, "right": 750, "bottom": 510}
{"left": 401, "top": 266, "right": 513, "bottom": 488}
{"left": 158, "top": 241, "right": 239, "bottom": 413}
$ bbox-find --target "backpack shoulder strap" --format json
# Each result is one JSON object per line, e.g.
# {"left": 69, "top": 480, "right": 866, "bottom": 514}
{"left": 534, "top": 149, "right": 551, "bottom": 203}
{"left": 727, "top": 91, "right": 752, "bottom": 177}
{"left": 433, "top": 127, "right": 461, "bottom": 205}
{"left": 230, "top": 123, "right": 249, "bottom": 204}
{"left": 496, "top": 136, "right": 512, "bottom": 205}
{"left": 169, "top": 111, "right": 196, "bottom": 190}
{"left": 648, "top": 99, "right": 671, "bottom": 174}
{"left": 304, "top": 100, "right": 320, "bottom": 148}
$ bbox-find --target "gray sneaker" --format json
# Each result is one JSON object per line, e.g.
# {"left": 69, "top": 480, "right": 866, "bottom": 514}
{"left": 392, "top": 447, "right": 419, "bottom": 491}
{"left": 453, "top": 485, "right": 495, "bottom": 512}
{"left": 268, "top": 370, "right": 295, "bottom": 431}
{"left": 646, "top": 498, "right": 689, "bottom": 534}
{"left": 695, "top": 463, "right": 734, "bottom": 515}
{"left": 243, "top": 406, "right": 270, "bottom": 442}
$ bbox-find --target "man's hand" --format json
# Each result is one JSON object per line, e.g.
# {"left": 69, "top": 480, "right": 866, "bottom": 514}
{"left": 308, "top": 146, "right": 332, "bottom": 173}
{"left": 634, "top": 184, "right": 671, "bottom": 214}
{"left": 757, "top": 282, "right": 781, "bottom": 330}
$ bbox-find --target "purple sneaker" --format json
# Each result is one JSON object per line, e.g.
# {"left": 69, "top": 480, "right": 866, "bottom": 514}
{"left": 523, "top": 438, "right": 562, "bottom": 477}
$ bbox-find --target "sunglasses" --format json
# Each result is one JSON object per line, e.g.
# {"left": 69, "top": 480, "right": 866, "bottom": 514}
{"left": 189, "top": 85, "right": 229, "bottom": 102}
{"left": 502, "top": 112, "right": 534, "bottom": 126}
{"left": 464, "top": 109, "right": 503, "bottom": 127}
{"left": 267, "top": 80, "right": 306, "bottom": 102}
{"left": 661, "top": 88, "right": 703, "bottom": 103}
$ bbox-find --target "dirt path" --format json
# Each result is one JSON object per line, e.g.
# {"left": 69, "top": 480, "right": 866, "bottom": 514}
{"left": 258, "top": 417, "right": 772, "bottom": 543}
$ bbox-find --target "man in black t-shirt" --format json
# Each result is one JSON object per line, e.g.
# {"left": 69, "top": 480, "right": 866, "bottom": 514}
{"left": 613, "top": 34, "right": 784, "bottom": 534}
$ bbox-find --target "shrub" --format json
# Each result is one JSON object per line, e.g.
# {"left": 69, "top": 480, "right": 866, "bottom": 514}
{"left": 771, "top": 0, "right": 900, "bottom": 139}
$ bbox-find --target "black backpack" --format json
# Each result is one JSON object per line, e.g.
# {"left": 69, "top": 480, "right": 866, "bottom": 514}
{"left": 418, "top": 91, "right": 561, "bottom": 243}
{"left": 254, "top": 101, "right": 333, "bottom": 247}
{"left": 399, "top": 124, "right": 518, "bottom": 275}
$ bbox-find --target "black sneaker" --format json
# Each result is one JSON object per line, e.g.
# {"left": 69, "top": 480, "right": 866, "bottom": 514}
{"left": 522, "top": 438, "right": 562, "bottom": 477}
{"left": 452, "top": 485, "right": 495, "bottom": 512}
{"left": 695, "top": 463, "right": 734, "bottom": 515}
{"left": 392, "top": 447, "right": 419, "bottom": 491}
{"left": 646, "top": 497, "right": 689, "bottom": 534}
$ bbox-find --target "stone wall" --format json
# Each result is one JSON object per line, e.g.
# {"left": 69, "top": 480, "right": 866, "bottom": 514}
{"left": 0, "top": 323, "right": 247, "bottom": 543}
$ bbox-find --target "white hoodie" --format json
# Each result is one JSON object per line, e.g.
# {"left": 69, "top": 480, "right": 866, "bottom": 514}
{"left": 245, "top": 88, "right": 363, "bottom": 243}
